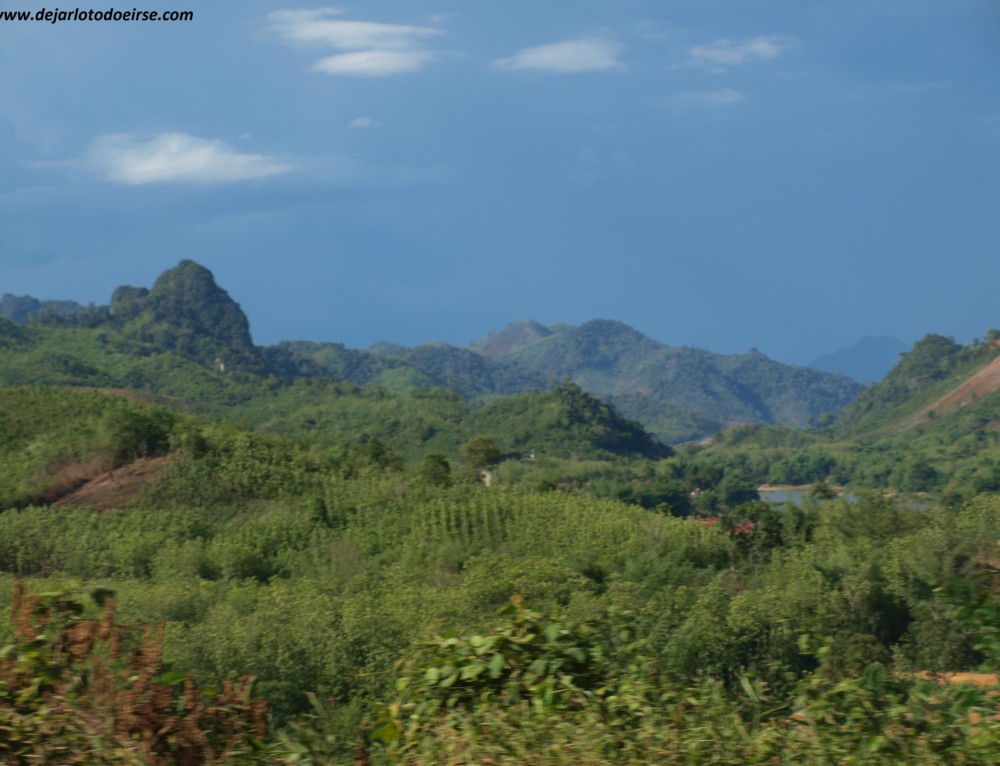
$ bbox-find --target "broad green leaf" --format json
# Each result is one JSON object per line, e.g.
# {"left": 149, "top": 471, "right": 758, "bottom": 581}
{"left": 488, "top": 653, "right": 505, "bottom": 679}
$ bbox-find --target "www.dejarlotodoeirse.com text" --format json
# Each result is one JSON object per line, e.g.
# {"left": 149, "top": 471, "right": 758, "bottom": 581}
{"left": 1, "top": 7, "right": 193, "bottom": 24}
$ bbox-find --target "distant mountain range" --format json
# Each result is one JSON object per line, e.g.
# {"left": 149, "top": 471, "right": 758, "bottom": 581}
{"left": 463, "top": 319, "right": 862, "bottom": 442}
{"left": 809, "top": 336, "right": 911, "bottom": 385}
{"left": 2, "top": 261, "right": 864, "bottom": 443}
{"left": 6, "top": 259, "right": 1000, "bottom": 511}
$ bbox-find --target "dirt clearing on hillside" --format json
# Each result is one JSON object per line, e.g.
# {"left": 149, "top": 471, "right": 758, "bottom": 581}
{"left": 900, "top": 354, "right": 1000, "bottom": 430}
{"left": 50, "top": 456, "right": 171, "bottom": 511}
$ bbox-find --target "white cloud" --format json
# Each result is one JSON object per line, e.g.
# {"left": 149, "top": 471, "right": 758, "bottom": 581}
{"left": 269, "top": 11, "right": 440, "bottom": 50}
{"left": 348, "top": 116, "right": 376, "bottom": 128}
{"left": 313, "top": 50, "right": 433, "bottom": 77}
{"left": 689, "top": 35, "right": 793, "bottom": 68}
{"left": 674, "top": 88, "right": 746, "bottom": 106}
{"left": 269, "top": 8, "right": 441, "bottom": 76}
{"left": 83, "top": 133, "right": 292, "bottom": 185}
{"left": 495, "top": 38, "right": 623, "bottom": 74}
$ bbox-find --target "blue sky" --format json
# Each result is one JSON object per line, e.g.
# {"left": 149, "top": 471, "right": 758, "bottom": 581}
{"left": 1, "top": 0, "right": 998, "bottom": 364}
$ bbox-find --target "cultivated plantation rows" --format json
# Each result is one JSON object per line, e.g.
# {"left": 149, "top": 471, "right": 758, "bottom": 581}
{"left": 1, "top": 266, "right": 999, "bottom": 762}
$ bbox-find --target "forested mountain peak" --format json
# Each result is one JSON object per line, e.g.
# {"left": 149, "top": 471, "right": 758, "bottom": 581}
{"left": 572, "top": 318, "right": 659, "bottom": 350}
{"left": 476, "top": 318, "right": 861, "bottom": 440}
{"left": 110, "top": 260, "right": 261, "bottom": 372}
{"left": 502, "top": 318, "right": 663, "bottom": 371}
{"left": 468, "top": 319, "right": 553, "bottom": 358}
{"left": 466, "top": 381, "right": 672, "bottom": 460}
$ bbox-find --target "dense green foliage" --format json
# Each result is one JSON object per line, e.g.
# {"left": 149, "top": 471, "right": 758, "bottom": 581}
{"left": 109, "top": 259, "right": 263, "bottom": 372}
{"left": 606, "top": 391, "right": 726, "bottom": 445}
{"left": 376, "top": 598, "right": 1000, "bottom": 765}
{"left": 1, "top": 375, "right": 999, "bottom": 761}
{"left": 1, "top": 477, "right": 998, "bottom": 762}
{"left": 0, "top": 348, "right": 663, "bottom": 469}
{"left": 682, "top": 334, "right": 1000, "bottom": 500}
{"left": 3, "top": 263, "right": 1000, "bottom": 763}
{"left": 0, "top": 387, "right": 179, "bottom": 508}
{"left": 482, "top": 319, "right": 862, "bottom": 439}
{"left": 465, "top": 382, "right": 671, "bottom": 461}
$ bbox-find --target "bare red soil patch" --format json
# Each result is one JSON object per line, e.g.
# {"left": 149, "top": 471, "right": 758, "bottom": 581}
{"left": 901, "top": 354, "right": 1000, "bottom": 429}
{"left": 51, "top": 456, "right": 170, "bottom": 511}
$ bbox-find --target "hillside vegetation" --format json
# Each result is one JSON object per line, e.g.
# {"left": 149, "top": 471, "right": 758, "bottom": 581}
{"left": 1, "top": 382, "right": 999, "bottom": 762}
{"left": 5, "top": 261, "right": 863, "bottom": 443}
{"left": 1, "top": 262, "right": 999, "bottom": 763}
{"left": 690, "top": 332, "right": 1000, "bottom": 500}
{"left": 837, "top": 333, "right": 1000, "bottom": 433}
{"left": 471, "top": 318, "right": 862, "bottom": 441}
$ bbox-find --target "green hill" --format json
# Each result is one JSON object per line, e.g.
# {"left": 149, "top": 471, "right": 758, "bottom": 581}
{"left": 110, "top": 259, "right": 263, "bottom": 372}
{"left": 471, "top": 319, "right": 862, "bottom": 441}
{"left": 464, "top": 382, "right": 672, "bottom": 461}
{"left": 468, "top": 318, "right": 554, "bottom": 357}
{"left": 836, "top": 333, "right": 1000, "bottom": 436}
{"left": 278, "top": 340, "right": 548, "bottom": 398}
{"left": 7, "top": 262, "right": 867, "bottom": 445}
{"left": 681, "top": 332, "right": 1000, "bottom": 498}
{"left": 0, "top": 386, "right": 181, "bottom": 508}
{"left": 0, "top": 338, "right": 664, "bottom": 472}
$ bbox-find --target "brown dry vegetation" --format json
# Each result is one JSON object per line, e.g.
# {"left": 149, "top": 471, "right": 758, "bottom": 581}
{"left": 2, "top": 582, "right": 268, "bottom": 765}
